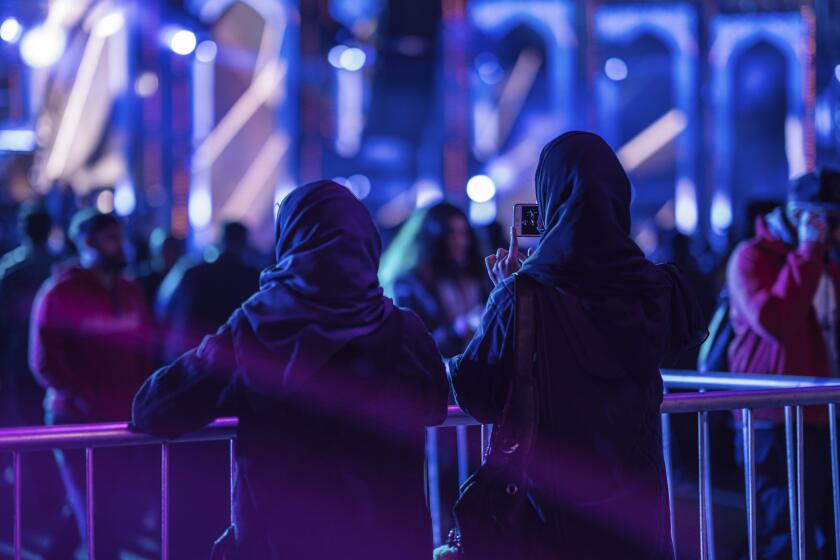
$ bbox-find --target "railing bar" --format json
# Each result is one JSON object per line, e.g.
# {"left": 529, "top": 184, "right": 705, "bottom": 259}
{"left": 699, "top": 389, "right": 716, "bottom": 560}
{"left": 698, "top": 412, "right": 709, "bottom": 560}
{"left": 86, "top": 447, "right": 95, "bottom": 560}
{"left": 796, "top": 406, "right": 806, "bottom": 560}
{"left": 12, "top": 451, "right": 21, "bottom": 560}
{"left": 703, "top": 410, "right": 716, "bottom": 559}
{"left": 829, "top": 402, "right": 840, "bottom": 560}
{"left": 743, "top": 408, "right": 757, "bottom": 560}
{"left": 229, "top": 438, "right": 236, "bottom": 526}
{"left": 161, "top": 443, "right": 170, "bottom": 560}
{"left": 455, "top": 425, "right": 469, "bottom": 486}
{"left": 785, "top": 406, "right": 800, "bottom": 560}
{"left": 426, "top": 427, "right": 442, "bottom": 547}
{"left": 480, "top": 424, "right": 491, "bottom": 464}
{"left": 661, "top": 409, "right": 677, "bottom": 559}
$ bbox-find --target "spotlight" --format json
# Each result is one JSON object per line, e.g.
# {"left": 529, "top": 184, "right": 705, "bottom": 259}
{"left": 94, "top": 11, "right": 124, "bottom": 37}
{"left": 466, "top": 174, "right": 496, "bottom": 203}
{"left": 339, "top": 47, "right": 366, "bottom": 71}
{"left": 20, "top": 24, "right": 66, "bottom": 68}
{"left": 327, "top": 45, "right": 347, "bottom": 69}
{"left": 835, "top": 64, "right": 840, "bottom": 83}
{"left": 604, "top": 57, "right": 628, "bottom": 81}
{"left": 168, "top": 29, "right": 196, "bottom": 56}
{"left": 0, "top": 17, "right": 22, "bottom": 43}
{"left": 195, "top": 40, "right": 217, "bottom": 63}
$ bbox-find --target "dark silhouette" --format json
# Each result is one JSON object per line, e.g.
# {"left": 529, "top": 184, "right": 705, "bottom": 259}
{"left": 727, "top": 169, "right": 840, "bottom": 559}
{"left": 133, "top": 229, "right": 184, "bottom": 309}
{"left": 390, "top": 202, "right": 490, "bottom": 358}
{"left": 29, "top": 209, "right": 157, "bottom": 559}
{"left": 450, "top": 132, "right": 706, "bottom": 558}
{"left": 156, "top": 221, "right": 260, "bottom": 362}
{"left": 133, "top": 181, "right": 449, "bottom": 560}
{"left": 0, "top": 203, "right": 56, "bottom": 427}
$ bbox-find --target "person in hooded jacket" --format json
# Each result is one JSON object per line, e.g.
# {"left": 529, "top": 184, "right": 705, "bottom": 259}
{"left": 132, "top": 180, "right": 449, "bottom": 559}
{"left": 449, "top": 132, "right": 706, "bottom": 559}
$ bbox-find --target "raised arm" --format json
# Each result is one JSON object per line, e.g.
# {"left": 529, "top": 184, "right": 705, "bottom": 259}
{"left": 448, "top": 280, "right": 515, "bottom": 425}
{"left": 728, "top": 241, "right": 826, "bottom": 343}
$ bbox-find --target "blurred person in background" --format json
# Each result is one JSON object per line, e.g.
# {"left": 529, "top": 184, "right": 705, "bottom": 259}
{"left": 156, "top": 221, "right": 260, "bottom": 362}
{"left": 150, "top": 221, "right": 259, "bottom": 557}
{"left": 727, "top": 168, "right": 840, "bottom": 559}
{"left": 381, "top": 202, "right": 490, "bottom": 536}
{"left": 29, "top": 209, "right": 157, "bottom": 559}
{"left": 0, "top": 202, "right": 56, "bottom": 428}
{"left": 132, "top": 228, "right": 185, "bottom": 310}
{"left": 388, "top": 202, "right": 490, "bottom": 358}
{"left": 133, "top": 181, "right": 449, "bottom": 559}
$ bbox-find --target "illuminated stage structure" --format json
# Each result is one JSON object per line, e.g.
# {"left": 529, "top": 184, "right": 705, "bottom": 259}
{"left": 0, "top": 0, "right": 837, "bottom": 255}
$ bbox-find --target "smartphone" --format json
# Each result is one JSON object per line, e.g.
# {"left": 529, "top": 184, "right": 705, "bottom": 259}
{"left": 513, "top": 203, "right": 542, "bottom": 237}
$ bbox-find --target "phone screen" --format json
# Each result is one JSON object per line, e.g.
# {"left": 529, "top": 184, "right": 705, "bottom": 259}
{"left": 514, "top": 204, "right": 542, "bottom": 237}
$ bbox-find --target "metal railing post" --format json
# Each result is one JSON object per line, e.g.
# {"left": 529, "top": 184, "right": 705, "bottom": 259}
{"left": 700, "top": 389, "right": 716, "bottom": 560}
{"left": 785, "top": 406, "right": 800, "bottom": 560}
{"left": 480, "top": 424, "right": 492, "bottom": 464}
{"left": 743, "top": 409, "right": 757, "bottom": 560}
{"left": 662, "top": 407, "right": 677, "bottom": 558}
{"left": 85, "top": 447, "right": 95, "bottom": 560}
{"left": 828, "top": 403, "right": 840, "bottom": 560}
{"left": 161, "top": 443, "right": 171, "bottom": 560}
{"left": 426, "top": 427, "right": 442, "bottom": 546}
{"left": 12, "top": 451, "right": 21, "bottom": 560}
{"left": 698, "top": 412, "right": 709, "bottom": 560}
{"left": 455, "top": 425, "right": 469, "bottom": 486}
{"left": 796, "top": 406, "right": 806, "bottom": 560}
{"left": 229, "top": 439, "right": 236, "bottom": 526}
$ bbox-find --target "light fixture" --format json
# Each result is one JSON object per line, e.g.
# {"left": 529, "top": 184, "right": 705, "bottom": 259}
{"left": 0, "top": 17, "right": 23, "bottom": 43}
{"left": 20, "top": 24, "right": 66, "bottom": 68}
{"left": 466, "top": 174, "right": 496, "bottom": 203}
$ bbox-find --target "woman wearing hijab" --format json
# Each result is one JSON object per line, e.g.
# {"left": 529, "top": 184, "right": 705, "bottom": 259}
{"left": 132, "top": 181, "right": 449, "bottom": 559}
{"left": 450, "top": 132, "right": 706, "bottom": 558}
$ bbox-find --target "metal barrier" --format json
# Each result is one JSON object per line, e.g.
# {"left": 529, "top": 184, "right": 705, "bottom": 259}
{"left": 1, "top": 371, "right": 840, "bottom": 560}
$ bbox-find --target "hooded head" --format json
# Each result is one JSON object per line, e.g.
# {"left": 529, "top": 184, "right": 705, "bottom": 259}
{"left": 521, "top": 132, "right": 706, "bottom": 376}
{"left": 239, "top": 180, "right": 393, "bottom": 388}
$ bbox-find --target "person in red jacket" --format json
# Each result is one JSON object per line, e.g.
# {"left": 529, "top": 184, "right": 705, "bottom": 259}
{"left": 727, "top": 168, "right": 840, "bottom": 559}
{"left": 29, "top": 209, "right": 156, "bottom": 559}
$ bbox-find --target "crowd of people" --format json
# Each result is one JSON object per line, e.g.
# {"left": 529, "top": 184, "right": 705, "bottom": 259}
{"left": 0, "top": 132, "right": 838, "bottom": 559}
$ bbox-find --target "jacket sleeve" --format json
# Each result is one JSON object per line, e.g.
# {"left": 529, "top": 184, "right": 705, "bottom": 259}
{"left": 399, "top": 312, "right": 451, "bottom": 426}
{"left": 29, "top": 284, "right": 83, "bottom": 393}
{"left": 132, "top": 323, "right": 240, "bottom": 439}
{"left": 728, "top": 241, "right": 826, "bottom": 343}
{"left": 448, "top": 280, "right": 515, "bottom": 425}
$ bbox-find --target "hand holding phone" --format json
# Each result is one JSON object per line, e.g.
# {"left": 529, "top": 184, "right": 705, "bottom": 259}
{"left": 485, "top": 227, "right": 521, "bottom": 286}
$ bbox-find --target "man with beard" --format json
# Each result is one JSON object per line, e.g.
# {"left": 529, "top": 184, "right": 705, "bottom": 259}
{"left": 30, "top": 209, "right": 156, "bottom": 559}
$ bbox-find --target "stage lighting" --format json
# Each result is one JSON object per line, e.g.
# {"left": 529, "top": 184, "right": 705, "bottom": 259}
{"left": 20, "top": 24, "right": 66, "bottom": 68}
{"left": 469, "top": 200, "right": 497, "bottom": 226}
{"left": 328, "top": 45, "right": 347, "bottom": 69}
{"left": 835, "top": 64, "right": 840, "bottom": 83}
{"left": 339, "top": 47, "right": 366, "bottom": 71}
{"left": 114, "top": 179, "right": 136, "bottom": 216}
{"left": 466, "top": 174, "right": 496, "bottom": 203}
{"left": 195, "top": 40, "right": 217, "bottom": 63}
{"left": 604, "top": 57, "right": 628, "bottom": 81}
{"left": 168, "top": 29, "right": 197, "bottom": 56}
{"left": 94, "top": 11, "right": 124, "bottom": 37}
{"left": 0, "top": 17, "right": 22, "bottom": 43}
{"left": 188, "top": 187, "right": 212, "bottom": 229}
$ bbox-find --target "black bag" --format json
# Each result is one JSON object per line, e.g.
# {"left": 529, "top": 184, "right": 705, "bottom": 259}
{"left": 697, "top": 289, "right": 733, "bottom": 372}
{"left": 451, "top": 273, "right": 541, "bottom": 559}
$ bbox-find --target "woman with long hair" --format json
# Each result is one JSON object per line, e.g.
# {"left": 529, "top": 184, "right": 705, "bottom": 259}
{"left": 389, "top": 202, "right": 490, "bottom": 357}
